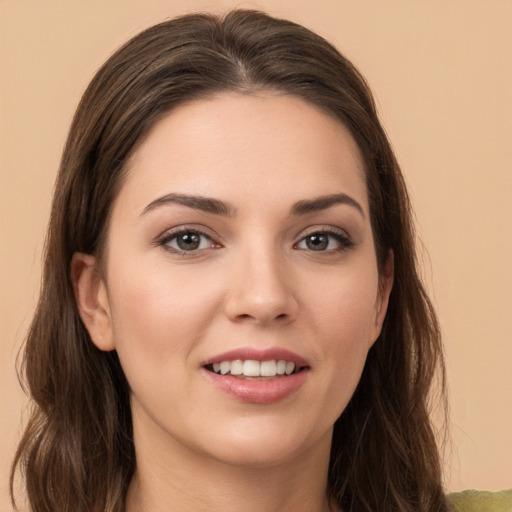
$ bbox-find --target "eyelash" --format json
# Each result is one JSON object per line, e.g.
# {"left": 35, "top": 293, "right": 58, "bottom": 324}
{"left": 157, "top": 227, "right": 218, "bottom": 255}
{"left": 294, "top": 228, "right": 354, "bottom": 253}
{"left": 156, "top": 227, "right": 354, "bottom": 255}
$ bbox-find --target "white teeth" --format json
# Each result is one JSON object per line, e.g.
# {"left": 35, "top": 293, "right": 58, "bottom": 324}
{"left": 210, "top": 359, "right": 298, "bottom": 377}
{"left": 243, "top": 360, "right": 260, "bottom": 377}
{"left": 230, "top": 359, "right": 243, "bottom": 375}
{"left": 260, "top": 360, "right": 277, "bottom": 377}
{"left": 220, "top": 361, "right": 230, "bottom": 375}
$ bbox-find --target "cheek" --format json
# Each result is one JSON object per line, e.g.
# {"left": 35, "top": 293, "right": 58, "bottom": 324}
{"left": 302, "top": 261, "right": 379, "bottom": 412}
{"left": 106, "top": 260, "right": 222, "bottom": 373}
{"left": 306, "top": 261, "right": 379, "bottom": 346}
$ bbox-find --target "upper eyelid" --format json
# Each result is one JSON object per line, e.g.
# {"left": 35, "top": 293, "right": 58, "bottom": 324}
{"left": 157, "top": 224, "right": 219, "bottom": 241}
{"left": 296, "top": 225, "right": 352, "bottom": 240}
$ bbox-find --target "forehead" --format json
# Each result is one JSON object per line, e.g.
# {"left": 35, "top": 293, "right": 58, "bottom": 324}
{"left": 120, "top": 92, "right": 368, "bottom": 215}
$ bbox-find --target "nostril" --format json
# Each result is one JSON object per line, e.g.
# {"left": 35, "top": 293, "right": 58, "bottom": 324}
{"left": 224, "top": 286, "right": 299, "bottom": 325}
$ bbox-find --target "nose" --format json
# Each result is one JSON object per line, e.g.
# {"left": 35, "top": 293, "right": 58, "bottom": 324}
{"left": 223, "top": 247, "right": 299, "bottom": 326}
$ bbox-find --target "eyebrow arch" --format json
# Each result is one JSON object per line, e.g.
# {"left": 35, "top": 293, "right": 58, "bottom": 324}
{"left": 141, "top": 193, "right": 237, "bottom": 217}
{"left": 290, "top": 193, "right": 365, "bottom": 218}
{"left": 141, "top": 192, "right": 364, "bottom": 218}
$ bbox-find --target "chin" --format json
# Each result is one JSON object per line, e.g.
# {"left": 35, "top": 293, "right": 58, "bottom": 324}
{"left": 196, "top": 419, "right": 332, "bottom": 470}
{"left": 208, "top": 442, "right": 306, "bottom": 470}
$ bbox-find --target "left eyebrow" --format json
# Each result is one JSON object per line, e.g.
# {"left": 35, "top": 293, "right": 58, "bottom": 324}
{"left": 290, "top": 193, "right": 365, "bottom": 218}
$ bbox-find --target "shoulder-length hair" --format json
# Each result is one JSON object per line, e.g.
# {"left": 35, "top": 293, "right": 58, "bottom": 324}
{"left": 11, "top": 10, "right": 448, "bottom": 512}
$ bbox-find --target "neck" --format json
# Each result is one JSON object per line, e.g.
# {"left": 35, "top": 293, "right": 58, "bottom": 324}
{"left": 125, "top": 420, "right": 339, "bottom": 512}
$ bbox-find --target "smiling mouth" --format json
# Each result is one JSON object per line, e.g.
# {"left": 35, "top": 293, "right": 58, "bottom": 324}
{"left": 204, "top": 359, "right": 306, "bottom": 379}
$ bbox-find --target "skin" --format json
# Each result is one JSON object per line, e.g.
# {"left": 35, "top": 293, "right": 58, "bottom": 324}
{"left": 73, "top": 93, "right": 393, "bottom": 512}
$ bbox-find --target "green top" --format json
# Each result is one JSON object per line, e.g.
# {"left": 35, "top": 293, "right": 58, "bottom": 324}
{"left": 448, "top": 489, "right": 512, "bottom": 512}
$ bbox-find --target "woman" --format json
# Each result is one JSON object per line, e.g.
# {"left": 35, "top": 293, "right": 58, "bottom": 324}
{"left": 11, "top": 9, "right": 448, "bottom": 512}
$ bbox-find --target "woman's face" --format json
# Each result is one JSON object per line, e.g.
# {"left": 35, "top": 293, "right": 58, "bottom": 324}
{"left": 78, "top": 93, "right": 392, "bottom": 468}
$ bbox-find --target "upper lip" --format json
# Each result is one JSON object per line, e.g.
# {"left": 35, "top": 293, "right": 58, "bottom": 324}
{"left": 201, "top": 347, "right": 309, "bottom": 368}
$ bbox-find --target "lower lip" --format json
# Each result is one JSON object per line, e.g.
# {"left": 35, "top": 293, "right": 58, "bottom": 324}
{"left": 201, "top": 368, "right": 309, "bottom": 404}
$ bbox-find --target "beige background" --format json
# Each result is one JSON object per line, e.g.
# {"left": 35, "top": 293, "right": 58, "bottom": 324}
{"left": 1, "top": 0, "right": 511, "bottom": 508}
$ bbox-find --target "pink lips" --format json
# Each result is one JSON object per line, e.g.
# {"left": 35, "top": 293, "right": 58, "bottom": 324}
{"left": 201, "top": 347, "right": 310, "bottom": 404}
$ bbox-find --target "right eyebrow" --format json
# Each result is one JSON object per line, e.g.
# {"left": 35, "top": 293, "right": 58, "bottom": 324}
{"left": 140, "top": 193, "right": 237, "bottom": 217}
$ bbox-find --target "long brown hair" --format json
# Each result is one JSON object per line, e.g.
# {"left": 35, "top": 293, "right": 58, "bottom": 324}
{"left": 11, "top": 10, "right": 449, "bottom": 511}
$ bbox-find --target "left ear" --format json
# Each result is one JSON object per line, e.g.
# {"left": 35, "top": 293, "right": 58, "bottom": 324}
{"left": 370, "top": 249, "right": 394, "bottom": 345}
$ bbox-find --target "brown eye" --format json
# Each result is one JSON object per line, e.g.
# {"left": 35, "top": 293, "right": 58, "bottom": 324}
{"left": 176, "top": 232, "right": 201, "bottom": 251}
{"left": 305, "top": 234, "right": 329, "bottom": 251}
{"left": 161, "top": 230, "right": 215, "bottom": 253}
{"left": 296, "top": 230, "right": 354, "bottom": 252}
